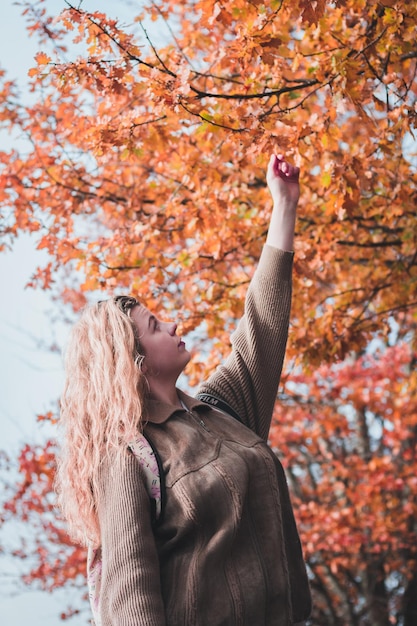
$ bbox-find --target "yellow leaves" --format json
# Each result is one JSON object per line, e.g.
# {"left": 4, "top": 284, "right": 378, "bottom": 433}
{"left": 120, "top": 146, "right": 143, "bottom": 161}
{"left": 382, "top": 6, "right": 404, "bottom": 27}
{"left": 320, "top": 170, "right": 332, "bottom": 189}
{"left": 196, "top": 108, "right": 242, "bottom": 132}
{"left": 177, "top": 250, "right": 195, "bottom": 268}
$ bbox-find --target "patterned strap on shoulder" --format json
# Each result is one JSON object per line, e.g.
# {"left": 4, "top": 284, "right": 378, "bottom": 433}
{"left": 128, "top": 432, "right": 162, "bottom": 522}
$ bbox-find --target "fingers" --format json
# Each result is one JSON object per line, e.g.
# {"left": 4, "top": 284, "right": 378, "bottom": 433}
{"left": 267, "top": 154, "right": 300, "bottom": 186}
{"left": 274, "top": 154, "right": 300, "bottom": 183}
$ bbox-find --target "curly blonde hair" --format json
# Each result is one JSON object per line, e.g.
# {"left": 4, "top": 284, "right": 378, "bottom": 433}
{"left": 56, "top": 296, "right": 147, "bottom": 547}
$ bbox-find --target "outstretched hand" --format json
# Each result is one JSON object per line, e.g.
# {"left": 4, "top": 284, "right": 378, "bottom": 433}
{"left": 265, "top": 154, "right": 300, "bottom": 251}
{"left": 266, "top": 154, "right": 300, "bottom": 209}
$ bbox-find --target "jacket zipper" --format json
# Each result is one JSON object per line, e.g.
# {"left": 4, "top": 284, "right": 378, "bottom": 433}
{"left": 188, "top": 409, "right": 210, "bottom": 432}
{"left": 180, "top": 399, "right": 210, "bottom": 431}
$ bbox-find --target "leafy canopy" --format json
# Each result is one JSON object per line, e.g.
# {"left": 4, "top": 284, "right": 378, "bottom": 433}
{"left": 0, "top": 0, "right": 416, "bottom": 372}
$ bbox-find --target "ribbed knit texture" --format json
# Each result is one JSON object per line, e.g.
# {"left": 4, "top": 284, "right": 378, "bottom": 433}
{"left": 94, "top": 246, "right": 311, "bottom": 625}
{"left": 198, "top": 244, "right": 294, "bottom": 441}
{"left": 96, "top": 460, "right": 166, "bottom": 625}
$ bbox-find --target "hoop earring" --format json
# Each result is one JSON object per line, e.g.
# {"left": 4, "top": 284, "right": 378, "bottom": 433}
{"left": 135, "top": 355, "right": 150, "bottom": 394}
{"left": 136, "top": 354, "right": 145, "bottom": 371}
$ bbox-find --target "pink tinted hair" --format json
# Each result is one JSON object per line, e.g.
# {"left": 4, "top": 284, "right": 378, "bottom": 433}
{"left": 55, "top": 297, "right": 146, "bottom": 546}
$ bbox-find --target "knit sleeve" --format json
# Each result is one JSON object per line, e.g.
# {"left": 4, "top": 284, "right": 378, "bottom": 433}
{"left": 96, "top": 451, "right": 166, "bottom": 626}
{"left": 197, "top": 245, "right": 293, "bottom": 441}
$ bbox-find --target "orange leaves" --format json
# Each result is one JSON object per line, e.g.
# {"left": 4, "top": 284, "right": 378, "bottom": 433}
{"left": 271, "top": 342, "right": 417, "bottom": 620}
{"left": 299, "top": 0, "right": 326, "bottom": 25}
{"left": 1, "top": 3, "right": 416, "bottom": 621}
{"left": 37, "top": 410, "right": 58, "bottom": 424}
{"left": 3, "top": 441, "right": 57, "bottom": 519}
{"left": 34, "top": 51, "right": 50, "bottom": 65}
{"left": 3, "top": 0, "right": 416, "bottom": 368}
{"left": 28, "top": 51, "right": 51, "bottom": 77}
{"left": 1, "top": 439, "right": 87, "bottom": 591}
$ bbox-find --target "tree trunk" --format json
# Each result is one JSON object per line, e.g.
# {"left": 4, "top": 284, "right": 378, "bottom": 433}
{"left": 403, "top": 568, "right": 417, "bottom": 626}
{"left": 365, "top": 560, "right": 390, "bottom": 626}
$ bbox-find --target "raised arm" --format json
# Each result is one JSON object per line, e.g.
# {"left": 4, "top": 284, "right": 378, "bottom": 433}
{"left": 197, "top": 154, "right": 299, "bottom": 440}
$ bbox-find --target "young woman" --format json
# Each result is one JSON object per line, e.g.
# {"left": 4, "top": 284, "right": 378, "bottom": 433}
{"left": 56, "top": 154, "right": 312, "bottom": 625}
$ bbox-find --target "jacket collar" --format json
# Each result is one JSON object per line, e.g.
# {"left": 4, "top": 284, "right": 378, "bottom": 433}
{"left": 144, "top": 388, "right": 210, "bottom": 424}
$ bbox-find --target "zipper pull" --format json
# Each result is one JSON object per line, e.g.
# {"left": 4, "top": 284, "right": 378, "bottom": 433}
{"left": 191, "top": 410, "right": 209, "bottom": 432}
{"left": 180, "top": 400, "right": 210, "bottom": 431}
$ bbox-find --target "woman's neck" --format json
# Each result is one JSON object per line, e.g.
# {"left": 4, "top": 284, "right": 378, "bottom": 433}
{"left": 147, "top": 379, "right": 182, "bottom": 408}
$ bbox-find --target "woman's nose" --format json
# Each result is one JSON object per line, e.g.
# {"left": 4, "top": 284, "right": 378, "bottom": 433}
{"left": 168, "top": 322, "right": 177, "bottom": 336}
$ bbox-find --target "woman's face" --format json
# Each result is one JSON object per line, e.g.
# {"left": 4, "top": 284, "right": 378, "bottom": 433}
{"left": 130, "top": 304, "right": 190, "bottom": 380}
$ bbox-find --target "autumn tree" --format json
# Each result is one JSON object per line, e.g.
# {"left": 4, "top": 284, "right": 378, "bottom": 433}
{"left": 0, "top": 0, "right": 416, "bottom": 623}
{"left": 271, "top": 342, "right": 417, "bottom": 625}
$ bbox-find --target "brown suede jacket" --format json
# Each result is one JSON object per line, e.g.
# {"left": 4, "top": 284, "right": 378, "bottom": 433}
{"left": 95, "top": 246, "right": 312, "bottom": 625}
